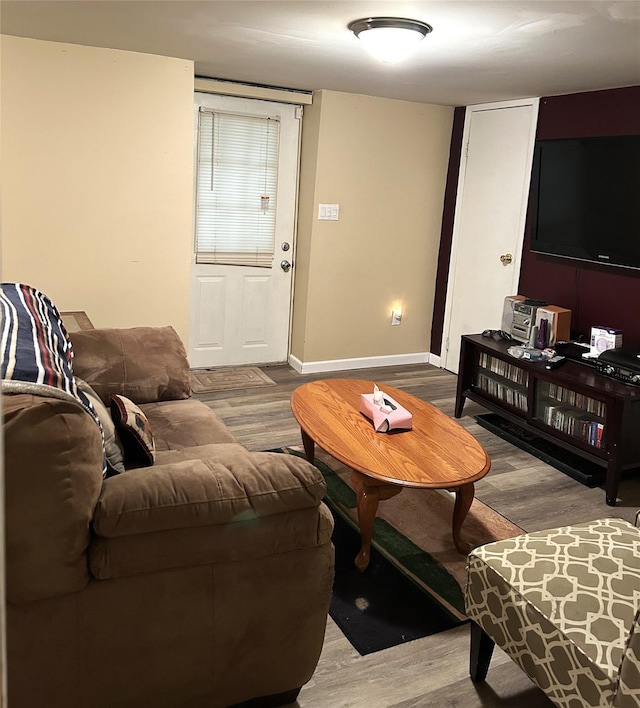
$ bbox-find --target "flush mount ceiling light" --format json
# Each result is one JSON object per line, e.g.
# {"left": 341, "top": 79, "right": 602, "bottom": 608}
{"left": 348, "top": 17, "right": 433, "bottom": 64}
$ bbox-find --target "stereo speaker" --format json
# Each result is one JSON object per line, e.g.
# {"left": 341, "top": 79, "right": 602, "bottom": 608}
{"left": 534, "top": 306, "right": 571, "bottom": 346}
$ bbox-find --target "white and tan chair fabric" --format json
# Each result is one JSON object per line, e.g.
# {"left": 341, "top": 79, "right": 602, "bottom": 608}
{"left": 465, "top": 517, "right": 640, "bottom": 708}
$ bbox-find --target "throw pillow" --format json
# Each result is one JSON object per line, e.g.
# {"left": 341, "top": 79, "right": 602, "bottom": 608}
{"left": 110, "top": 394, "right": 156, "bottom": 467}
{"left": 76, "top": 378, "right": 125, "bottom": 474}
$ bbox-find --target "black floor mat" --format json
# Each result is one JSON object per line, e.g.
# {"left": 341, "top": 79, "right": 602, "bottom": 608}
{"left": 475, "top": 412, "right": 605, "bottom": 486}
{"left": 328, "top": 506, "right": 463, "bottom": 655}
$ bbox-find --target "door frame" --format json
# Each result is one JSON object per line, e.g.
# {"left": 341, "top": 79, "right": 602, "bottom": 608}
{"left": 188, "top": 93, "right": 304, "bottom": 368}
{"left": 440, "top": 97, "right": 539, "bottom": 373}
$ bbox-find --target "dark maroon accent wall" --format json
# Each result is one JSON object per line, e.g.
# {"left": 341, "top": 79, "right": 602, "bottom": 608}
{"left": 430, "top": 106, "right": 465, "bottom": 356}
{"left": 519, "top": 86, "right": 640, "bottom": 348}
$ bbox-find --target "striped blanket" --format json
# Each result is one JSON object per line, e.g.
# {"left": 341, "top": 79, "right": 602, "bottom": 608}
{"left": 1, "top": 283, "right": 107, "bottom": 476}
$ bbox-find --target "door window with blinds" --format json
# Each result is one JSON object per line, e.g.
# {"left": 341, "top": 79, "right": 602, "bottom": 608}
{"left": 195, "top": 109, "right": 281, "bottom": 267}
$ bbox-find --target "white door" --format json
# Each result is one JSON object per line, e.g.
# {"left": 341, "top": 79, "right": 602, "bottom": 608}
{"left": 442, "top": 98, "right": 539, "bottom": 374}
{"left": 189, "top": 93, "right": 301, "bottom": 368}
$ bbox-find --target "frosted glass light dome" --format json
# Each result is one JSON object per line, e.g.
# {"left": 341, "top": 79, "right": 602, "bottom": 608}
{"left": 348, "top": 17, "right": 433, "bottom": 64}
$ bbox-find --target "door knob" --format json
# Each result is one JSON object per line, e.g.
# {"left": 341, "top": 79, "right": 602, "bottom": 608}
{"left": 500, "top": 253, "right": 513, "bottom": 265}
{"left": 280, "top": 260, "right": 292, "bottom": 272}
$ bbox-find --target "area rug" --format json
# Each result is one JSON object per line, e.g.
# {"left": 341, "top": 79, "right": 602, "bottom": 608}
{"left": 190, "top": 366, "right": 276, "bottom": 393}
{"left": 279, "top": 447, "right": 524, "bottom": 623}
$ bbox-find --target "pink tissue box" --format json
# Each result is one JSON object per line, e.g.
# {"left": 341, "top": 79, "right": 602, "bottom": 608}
{"left": 359, "top": 393, "right": 413, "bottom": 433}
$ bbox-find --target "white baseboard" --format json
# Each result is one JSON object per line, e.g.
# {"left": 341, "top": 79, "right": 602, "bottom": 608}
{"left": 288, "top": 351, "right": 432, "bottom": 375}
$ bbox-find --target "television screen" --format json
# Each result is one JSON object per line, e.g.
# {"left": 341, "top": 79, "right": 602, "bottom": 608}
{"left": 529, "top": 135, "right": 640, "bottom": 270}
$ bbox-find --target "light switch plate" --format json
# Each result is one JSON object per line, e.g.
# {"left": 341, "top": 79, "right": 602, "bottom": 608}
{"left": 318, "top": 203, "right": 339, "bottom": 220}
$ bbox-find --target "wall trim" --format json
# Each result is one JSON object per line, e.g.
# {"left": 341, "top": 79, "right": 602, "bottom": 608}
{"left": 288, "top": 352, "right": 431, "bottom": 375}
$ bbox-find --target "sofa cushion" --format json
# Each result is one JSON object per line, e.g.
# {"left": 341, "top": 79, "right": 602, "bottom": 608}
{"left": 141, "top": 398, "right": 238, "bottom": 450}
{"left": 76, "top": 378, "right": 125, "bottom": 474}
{"left": 70, "top": 326, "right": 191, "bottom": 405}
{"left": 111, "top": 394, "right": 155, "bottom": 467}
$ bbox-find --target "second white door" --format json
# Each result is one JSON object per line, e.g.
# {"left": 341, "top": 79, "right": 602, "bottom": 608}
{"left": 189, "top": 93, "right": 301, "bottom": 368}
{"left": 442, "top": 99, "right": 539, "bottom": 374}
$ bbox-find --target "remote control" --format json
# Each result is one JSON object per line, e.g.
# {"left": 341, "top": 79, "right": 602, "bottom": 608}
{"left": 545, "top": 355, "right": 566, "bottom": 370}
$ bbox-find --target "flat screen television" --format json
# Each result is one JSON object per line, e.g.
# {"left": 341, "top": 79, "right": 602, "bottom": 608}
{"left": 529, "top": 135, "right": 640, "bottom": 270}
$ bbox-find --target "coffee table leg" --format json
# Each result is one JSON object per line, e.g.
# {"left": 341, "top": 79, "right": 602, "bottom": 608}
{"left": 353, "top": 479, "right": 379, "bottom": 573}
{"left": 351, "top": 472, "right": 402, "bottom": 572}
{"left": 300, "top": 428, "right": 315, "bottom": 464}
{"left": 452, "top": 483, "right": 474, "bottom": 555}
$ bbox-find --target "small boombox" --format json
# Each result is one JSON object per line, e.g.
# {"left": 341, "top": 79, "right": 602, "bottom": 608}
{"left": 502, "top": 296, "right": 571, "bottom": 347}
{"left": 510, "top": 301, "right": 538, "bottom": 344}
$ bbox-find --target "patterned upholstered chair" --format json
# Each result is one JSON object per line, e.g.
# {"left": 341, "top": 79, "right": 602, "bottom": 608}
{"left": 465, "top": 517, "right": 640, "bottom": 707}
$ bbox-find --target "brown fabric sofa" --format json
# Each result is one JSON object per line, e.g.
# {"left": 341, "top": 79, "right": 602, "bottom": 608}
{"left": 4, "top": 325, "right": 334, "bottom": 708}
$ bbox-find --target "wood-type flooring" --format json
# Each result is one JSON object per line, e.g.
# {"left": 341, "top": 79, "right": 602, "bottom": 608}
{"left": 195, "top": 361, "right": 640, "bottom": 708}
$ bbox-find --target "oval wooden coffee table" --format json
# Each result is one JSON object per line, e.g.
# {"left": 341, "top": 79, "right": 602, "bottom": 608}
{"left": 291, "top": 378, "right": 491, "bottom": 571}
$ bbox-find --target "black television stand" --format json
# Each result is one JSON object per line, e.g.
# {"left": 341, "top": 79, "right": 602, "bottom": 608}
{"left": 455, "top": 334, "right": 640, "bottom": 505}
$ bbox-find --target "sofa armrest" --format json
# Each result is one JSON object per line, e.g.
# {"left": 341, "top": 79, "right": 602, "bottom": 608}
{"left": 4, "top": 394, "right": 104, "bottom": 603}
{"left": 70, "top": 326, "right": 191, "bottom": 404}
{"left": 92, "top": 446, "right": 327, "bottom": 537}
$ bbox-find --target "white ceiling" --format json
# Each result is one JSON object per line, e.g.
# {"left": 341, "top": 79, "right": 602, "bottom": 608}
{"left": 1, "top": 1, "right": 639, "bottom": 106}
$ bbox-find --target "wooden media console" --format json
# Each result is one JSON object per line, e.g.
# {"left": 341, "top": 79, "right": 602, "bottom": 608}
{"left": 455, "top": 334, "right": 640, "bottom": 506}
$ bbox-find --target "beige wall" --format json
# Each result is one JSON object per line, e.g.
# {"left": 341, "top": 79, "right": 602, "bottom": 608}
{"left": 0, "top": 36, "right": 194, "bottom": 343}
{"left": 1, "top": 37, "right": 453, "bottom": 365}
{"left": 292, "top": 90, "right": 453, "bottom": 365}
